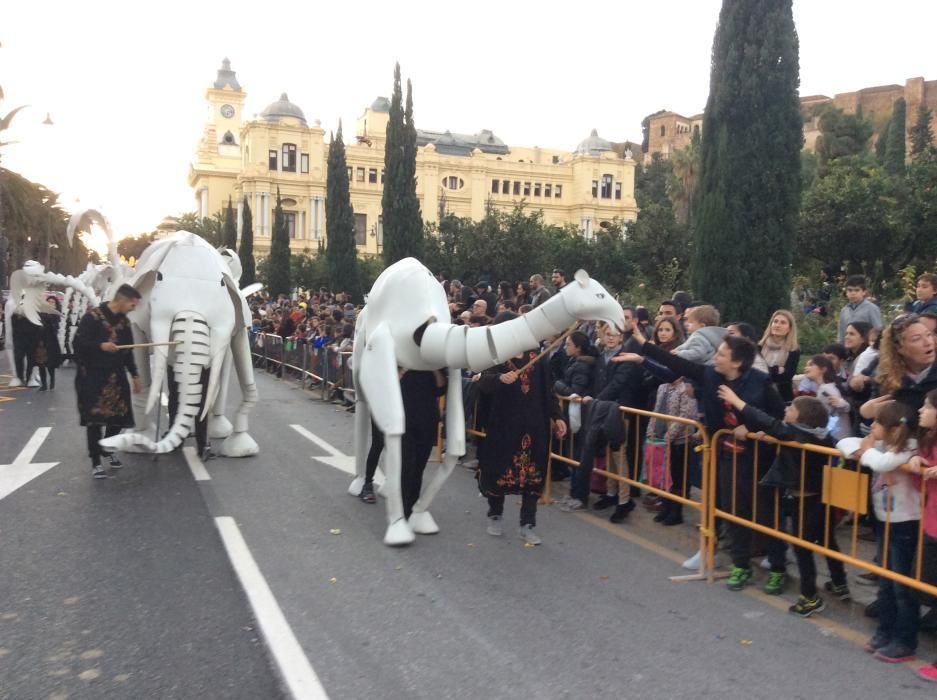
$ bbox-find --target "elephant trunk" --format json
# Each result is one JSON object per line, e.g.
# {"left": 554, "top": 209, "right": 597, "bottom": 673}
{"left": 151, "top": 311, "right": 211, "bottom": 453}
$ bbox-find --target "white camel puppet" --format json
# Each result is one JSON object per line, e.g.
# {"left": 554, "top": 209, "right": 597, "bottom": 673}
{"left": 350, "top": 257, "right": 625, "bottom": 546}
{"left": 3, "top": 261, "right": 99, "bottom": 386}
{"left": 63, "top": 209, "right": 260, "bottom": 457}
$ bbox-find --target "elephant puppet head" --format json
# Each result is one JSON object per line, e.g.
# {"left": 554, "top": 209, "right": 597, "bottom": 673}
{"left": 559, "top": 270, "right": 625, "bottom": 333}
{"left": 139, "top": 233, "right": 238, "bottom": 452}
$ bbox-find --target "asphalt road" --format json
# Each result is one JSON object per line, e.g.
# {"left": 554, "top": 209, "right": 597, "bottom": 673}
{"left": 1, "top": 357, "right": 935, "bottom": 700}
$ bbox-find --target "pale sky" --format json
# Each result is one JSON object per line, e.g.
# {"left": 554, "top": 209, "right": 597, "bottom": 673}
{"left": 3, "top": 0, "right": 934, "bottom": 238}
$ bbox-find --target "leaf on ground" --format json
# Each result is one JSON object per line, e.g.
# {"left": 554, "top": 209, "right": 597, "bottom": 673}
{"left": 740, "top": 640, "right": 753, "bottom": 646}
{"left": 329, "top": 577, "right": 337, "bottom": 584}
{"left": 599, "top": 575, "right": 609, "bottom": 581}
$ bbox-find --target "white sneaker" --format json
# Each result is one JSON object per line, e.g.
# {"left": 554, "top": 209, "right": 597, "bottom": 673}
{"left": 519, "top": 525, "right": 542, "bottom": 545}
{"left": 683, "top": 550, "right": 702, "bottom": 570}
{"left": 487, "top": 516, "right": 503, "bottom": 537}
{"left": 760, "top": 556, "right": 771, "bottom": 570}
{"left": 559, "top": 498, "right": 586, "bottom": 512}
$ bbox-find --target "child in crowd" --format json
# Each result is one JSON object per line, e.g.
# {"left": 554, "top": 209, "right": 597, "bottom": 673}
{"left": 801, "top": 355, "right": 852, "bottom": 440}
{"left": 718, "top": 386, "right": 849, "bottom": 615}
{"left": 672, "top": 305, "right": 727, "bottom": 365}
{"left": 838, "top": 275, "right": 883, "bottom": 343}
{"left": 909, "top": 272, "right": 937, "bottom": 316}
{"left": 845, "top": 402, "right": 920, "bottom": 663}
{"left": 910, "top": 389, "right": 937, "bottom": 682}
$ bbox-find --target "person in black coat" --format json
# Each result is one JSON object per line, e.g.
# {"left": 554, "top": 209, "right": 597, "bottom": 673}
{"left": 624, "top": 320, "right": 785, "bottom": 590}
{"left": 553, "top": 331, "right": 597, "bottom": 397}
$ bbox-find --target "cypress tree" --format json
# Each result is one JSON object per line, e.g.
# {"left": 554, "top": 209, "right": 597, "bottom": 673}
{"left": 222, "top": 196, "right": 237, "bottom": 251}
{"left": 326, "top": 123, "right": 361, "bottom": 300}
{"left": 382, "top": 63, "right": 423, "bottom": 266}
{"left": 239, "top": 195, "right": 255, "bottom": 285}
{"left": 875, "top": 119, "right": 891, "bottom": 164}
{"left": 909, "top": 104, "right": 935, "bottom": 158}
{"left": 690, "top": 0, "right": 802, "bottom": 326}
{"left": 884, "top": 97, "right": 907, "bottom": 174}
{"left": 267, "top": 187, "right": 291, "bottom": 296}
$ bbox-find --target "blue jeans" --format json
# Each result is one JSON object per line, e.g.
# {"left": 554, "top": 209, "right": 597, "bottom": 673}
{"left": 875, "top": 520, "right": 920, "bottom": 650}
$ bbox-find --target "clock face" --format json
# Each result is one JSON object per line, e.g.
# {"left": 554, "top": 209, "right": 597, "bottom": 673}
{"left": 220, "top": 104, "right": 235, "bottom": 119}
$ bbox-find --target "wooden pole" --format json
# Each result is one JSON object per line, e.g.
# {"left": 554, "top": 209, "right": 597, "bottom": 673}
{"left": 515, "top": 322, "right": 578, "bottom": 374}
{"left": 114, "top": 341, "right": 180, "bottom": 350}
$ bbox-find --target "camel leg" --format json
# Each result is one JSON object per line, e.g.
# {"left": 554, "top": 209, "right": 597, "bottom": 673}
{"left": 348, "top": 385, "right": 371, "bottom": 496}
{"left": 409, "top": 367, "right": 465, "bottom": 535}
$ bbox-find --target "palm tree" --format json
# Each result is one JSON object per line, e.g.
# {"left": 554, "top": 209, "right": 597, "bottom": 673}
{"left": 666, "top": 133, "right": 701, "bottom": 226}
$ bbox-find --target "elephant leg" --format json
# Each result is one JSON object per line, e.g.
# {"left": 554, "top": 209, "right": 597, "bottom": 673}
{"left": 348, "top": 388, "right": 372, "bottom": 496}
{"left": 209, "top": 349, "right": 234, "bottom": 439}
{"left": 409, "top": 367, "right": 466, "bottom": 535}
{"left": 221, "top": 327, "right": 258, "bottom": 456}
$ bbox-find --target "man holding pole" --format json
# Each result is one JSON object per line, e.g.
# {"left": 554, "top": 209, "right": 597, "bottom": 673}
{"left": 73, "top": 284, "right": 143, "bottom": 478}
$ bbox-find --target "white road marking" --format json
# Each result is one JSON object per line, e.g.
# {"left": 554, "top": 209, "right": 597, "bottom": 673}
{"left": 0, "top": 427, "right": 59, "bottom": 501}
{"left": 215, "top": 517, "right": 329, "bottom": 700}
{"left": 289, "top": 425, "right": 343, "bottom": 456}
{"left": 289, "top": 424, "right": 384, "bottom": 485}
{"left": 182, "top": 446, "right": 211, "bottom": 481}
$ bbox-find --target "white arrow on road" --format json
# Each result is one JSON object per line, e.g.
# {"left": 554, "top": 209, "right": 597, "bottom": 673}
{"left": 0, "top": 427, "right": 59, "bottom": 501}
{"left": 289, "top": 424, "right": 384, "bottom": 485}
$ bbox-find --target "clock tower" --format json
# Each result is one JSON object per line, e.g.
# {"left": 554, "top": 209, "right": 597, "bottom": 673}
{"left": 190, "top": 58, "right": 246, "bottom": 218}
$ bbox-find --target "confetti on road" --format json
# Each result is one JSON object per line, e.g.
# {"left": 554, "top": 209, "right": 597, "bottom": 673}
{"left": 466, "top": 543, "right": 477, "bottom": 548}
{"left": 329, "top": 528, "right": 342, "bottom": 535}
{"left": 599, "top": 575, "right": 609, "bottom": 581}
{"left": 740, "top": 640, "right": 753, "bottom": 646}
{"left": 329, "top": 577, "right": 338, "bottom": 584}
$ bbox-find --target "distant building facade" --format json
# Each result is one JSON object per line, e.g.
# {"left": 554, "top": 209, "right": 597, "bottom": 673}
{"left": 189, "top": 60, "right": 639, "bottom": 257}
{"left": 644, "top": 76, "right": 937, "bottom": 161}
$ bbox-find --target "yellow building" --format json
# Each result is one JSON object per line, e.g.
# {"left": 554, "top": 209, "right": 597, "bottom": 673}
{"left": 189, "top": 60, "right": 639, "bottom": 256}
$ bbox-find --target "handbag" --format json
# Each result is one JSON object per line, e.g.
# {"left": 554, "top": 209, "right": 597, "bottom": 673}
{"left": 643, "top": 438, "right": 672, "bottom": 492}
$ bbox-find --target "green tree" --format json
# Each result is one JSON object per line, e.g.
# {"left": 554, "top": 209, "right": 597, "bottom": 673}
{"left": 691, "top": 0, "right": 802, "bottom": 325}
{"left": 382, "top": 64, "right": 423, "bottom": 266}
{"left": 117, "top": 232, "right": 157, "bottom": 260}
{"left": 666, "top": 130, "right": 701, "bottom": 224}
{"left": 177, "top": 211, "right": 224, "bottom": 247}
{"left": 814, "top": 105, "right": 873, "bottom": 169}
{"left": 884, "top": 97, "right": 907, "bottom": 175}
{"left": 798, "top": 161, "right": 901, "bottom": 281}
{"left": 325, "top": 123, "right": 361, "bottom": 301}
{"left": 909, "top": 104, "right": 935, "bottom": 159}
{"left": 875, "top": 119, "right": 891, "bottom": 164}
{"left": 266, "top": 187, "right": 291, "bottom": 296}
{"left": 239, "top": 195, "right": 255, "bottom": 285}
{"left": 222, "top": 195, "right": 237, "bottom": 251}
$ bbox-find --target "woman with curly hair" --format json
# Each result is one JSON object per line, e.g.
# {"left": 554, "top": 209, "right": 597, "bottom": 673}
{"left": 860, "top": 314, "right": 937, "bottom": 427}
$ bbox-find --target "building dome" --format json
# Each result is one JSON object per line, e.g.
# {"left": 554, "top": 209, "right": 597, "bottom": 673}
{"left": 370, "top": 96, "right": 391, "bottom": 113}
{"left": 261, "top": 93, "right": 308, "bottom": 126}
{"left": 575, "top": 128, "right": 612, "bottom": 156}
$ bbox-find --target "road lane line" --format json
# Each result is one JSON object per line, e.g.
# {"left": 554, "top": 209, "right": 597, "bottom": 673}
{"left": 215, "top": 516, "right": 329, "bottom": 700}
{"left": 289, "top": 424, "right": 344, "bottom": 457}
{"left": 0, "top": 428, "right": 58, "bottom": 501}
{"left": 12, "top": 427, "right": 53, "bottom": 465}
{"left": 182, "top": 446, "right": 211, "bottom": 481}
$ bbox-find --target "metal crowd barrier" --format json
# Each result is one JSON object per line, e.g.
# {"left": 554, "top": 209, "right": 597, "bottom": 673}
{"left": 249, "top": 331, "right": 355, "bottom": 404}
{"left": 547, "top": 399, "right": 712, "bottom": 580}
{"left": 709, "top": 429, "right": 937, "bottom": 598}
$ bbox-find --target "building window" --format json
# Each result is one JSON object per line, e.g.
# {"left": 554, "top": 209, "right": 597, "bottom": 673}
{"left": 377, "top": 215, "right": 384, "bottom": 249}
{"left": 491, "top": 179, "right": 499, "bottom": 194}
{"left": 660, "top": 125, "right": 666, "bottom": 137}
{"left": 615, "top": 182, "right": 622, "bottom": 200}
{"left": 443, "top": 175, "right": 464, "bottom": 190}
{"left": 554, "top": 184, "right": 562, "bottom": 198}
{"left": 502, "top": 180, "right": 510, "bottom": 194}
{"left": 552, "top": 155, "right": 560, "bottom": 164}
{"left": 381, "top": 169, "right": 385, "bottom": 184}
{"left": 285, "top": 212, "right": 296, "bottom": 239}
{"left": 268, "top": 150, "right": 278, "bottom": 170}
{"left": 356, "top": 167, "right": 365, "bottom": 182}
{"left": 512, "top": 181, "right": 520, "bottom": 195}
{"left": 354, "top": 213, "right": 367, "bottom": 246}
{"left": 282, "top": 143, "right": 297, "bottom": 172}
{"left": 347, "top": 166, "right": 352, "bottom": 181}
{"left": 369, "top": 168, "right": 377, "bottom": 183}
{"left": 591, "top": 180, "right": 598, "bottom": 198}
{"left": 523, "top": 182, "right": 531, "bottom": 196}
{"left": 300, "top": 153, "right": 309, "bottom": 174}
{"left": 544, "top": 184, "right": 552, "bottom": 198}
{"left": 601, "top": 174, "right": 613, "bottom": 199}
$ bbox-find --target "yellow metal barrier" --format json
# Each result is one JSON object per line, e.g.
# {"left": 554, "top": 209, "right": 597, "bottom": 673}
{"left": 708, "top": 428, "right": 937, "bottom": 599}
{"left": 547, "top": 399, "right": 712, "bottom": 580}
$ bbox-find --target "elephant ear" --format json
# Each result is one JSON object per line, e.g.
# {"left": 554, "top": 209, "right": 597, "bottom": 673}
{"left": 222, "top": 274, "right": 250, "bottom": 331}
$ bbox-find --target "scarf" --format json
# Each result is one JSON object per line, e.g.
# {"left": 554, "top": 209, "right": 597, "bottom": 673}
{"left": 761, "top": 337, "right": 789, "bottom": 370}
